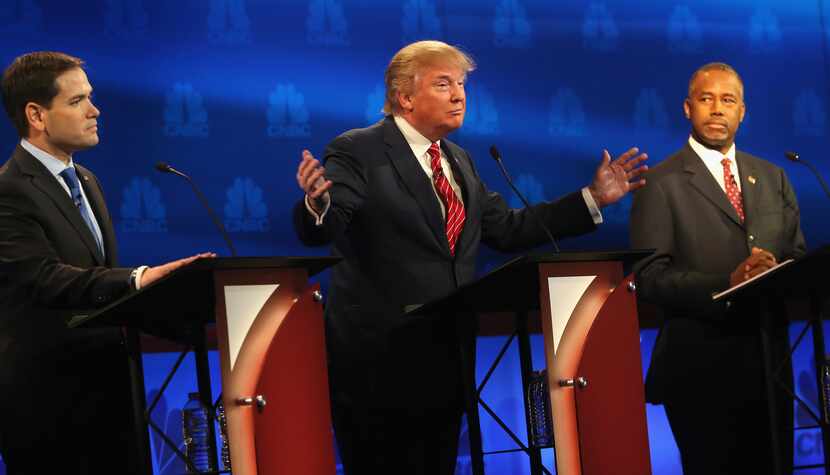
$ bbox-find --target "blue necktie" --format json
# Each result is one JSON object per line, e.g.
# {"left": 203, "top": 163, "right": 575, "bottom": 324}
{"left": 59, "top": 166, "right": 104, "bottom": 256}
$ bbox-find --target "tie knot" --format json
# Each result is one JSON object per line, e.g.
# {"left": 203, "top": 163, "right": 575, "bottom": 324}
{"left": 721, "top": 158, "right": 731, "bottom": 168}
{"left": 59, "top": 166, "right": 81, "bottom": 193}
{"left": 428, "top": 142, "right": 440, "bottom": 158}
{"left": 428, "top": 142, "right": 442, "bottom": 173}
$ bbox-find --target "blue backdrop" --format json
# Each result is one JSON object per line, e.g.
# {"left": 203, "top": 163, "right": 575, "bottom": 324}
{"left": 1, "top": 0, "right": 829, "bottom": 473}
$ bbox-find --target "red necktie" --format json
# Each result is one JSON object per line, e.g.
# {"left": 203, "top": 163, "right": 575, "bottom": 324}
{"left": 721, "top": 158, "right": 744, "bottom": 222}
{"left": 428, "top": 142, "right": 465, "bottom": 255}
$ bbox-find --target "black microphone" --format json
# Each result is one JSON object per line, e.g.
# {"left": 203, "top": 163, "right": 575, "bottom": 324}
{"left": 785, "top": 151, "right": 830, "bottom": 200}
{"left": 155, "top": 161, "right": 238, "bottom": 257}
{"left": 489, "top": 145, "right": 560, "bottom": 253}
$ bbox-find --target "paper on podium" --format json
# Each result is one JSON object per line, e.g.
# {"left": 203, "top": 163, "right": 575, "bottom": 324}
{"left": 712, "top": 258, "right": 794, "bottom": 301}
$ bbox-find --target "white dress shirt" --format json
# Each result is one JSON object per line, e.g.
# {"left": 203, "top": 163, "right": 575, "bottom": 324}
{"left": 688, "top": 135, "right": 741, "bottom": 193}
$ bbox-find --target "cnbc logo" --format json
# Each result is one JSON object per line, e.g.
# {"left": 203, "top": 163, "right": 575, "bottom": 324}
{"left": 119, "top": 177, "right": 168, "bottom": 233}
{"left": 224, "top": 177, "right": 270, "bottom": 232}
{"left": 163, "top": 83, "right": 209, "bottom": 138}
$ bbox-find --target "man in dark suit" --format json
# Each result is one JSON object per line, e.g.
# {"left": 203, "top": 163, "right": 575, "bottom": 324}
{"left": 630, "top": 62, "right": 807, "bottom": 474}
{"left": 293, "top": 40, "right": 648, "bottom": 475}
{"left": 0, "top": 51, "right": 211, "bottom": 474}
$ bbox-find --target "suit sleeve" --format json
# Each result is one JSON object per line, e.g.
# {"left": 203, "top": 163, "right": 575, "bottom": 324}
{"left": 293, "top": 133, "right": 367, "bottom": 246}
{"left": 468, "top": 151, "right": 597, "bottom": 251}
{"left": 629, "top": 179, "right": 729, "bottom": 318}
{"left": 0, "top": 180, "right": 131, "bottom": 310}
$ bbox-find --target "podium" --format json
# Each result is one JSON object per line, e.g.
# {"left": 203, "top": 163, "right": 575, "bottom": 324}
{"left": 713, "top": 245, "right": 830, "bottom": 474}
{"left": 415, "top": 251, "right": 652, "bottom": 475}
{"left": 69, "top": 256, "right": 339, "bottom": 475}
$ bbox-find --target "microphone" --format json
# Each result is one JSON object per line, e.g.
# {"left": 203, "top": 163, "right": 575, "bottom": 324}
{"left": 155, "top": 161, "right": 238, "bottom": 257}
{"left": 489, "top": 145, "right": 560, "bottom": 253}
{"left": 785, "top": 151, "right": 830, "bottom": 200}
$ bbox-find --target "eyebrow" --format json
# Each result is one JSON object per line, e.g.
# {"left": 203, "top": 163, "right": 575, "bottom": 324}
{"left": 696, "top": 91, "right": 738, "bottom": 98}
{"left": 67, "top": 91, "right": 91, "bottom": 102}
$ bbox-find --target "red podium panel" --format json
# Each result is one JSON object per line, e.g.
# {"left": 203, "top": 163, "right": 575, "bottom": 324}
{"left": 539, "top": 261, "right": 650, "bottom": 475}
{"left": 70, "top": 257, "right": 338, "bottom": 475}
{"left": 414, "top": 251, "right": 652, "bottom": 475}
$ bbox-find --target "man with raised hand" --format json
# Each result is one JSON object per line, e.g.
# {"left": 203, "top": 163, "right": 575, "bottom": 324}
{"left": 295, "top": 40, "right": 647, "bottom": 475}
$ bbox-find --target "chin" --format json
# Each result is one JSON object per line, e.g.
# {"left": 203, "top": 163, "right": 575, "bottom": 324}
{"left": 79, "top": 138, "right": 99, "bottom": 149}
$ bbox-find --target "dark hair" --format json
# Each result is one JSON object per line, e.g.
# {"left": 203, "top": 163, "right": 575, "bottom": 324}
{"left": 1, "top": 51, "right": 85, "bottom": 137}
{"left": 688, "top": 62, "right": 744, "bottom": 99}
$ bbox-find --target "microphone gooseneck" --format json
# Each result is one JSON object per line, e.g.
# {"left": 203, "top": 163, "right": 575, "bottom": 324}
{"left": 489, "top": 145, "right": 560, "bottom": 253}
{"left": 784, "top": 151, "right": 830, "bottom": 200}
{"left": 155, "top": 162, "right": 238, "bottom": 257}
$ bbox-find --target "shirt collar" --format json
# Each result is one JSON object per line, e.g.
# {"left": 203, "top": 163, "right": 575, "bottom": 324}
{"left": 20, "top": 138, "right": 75, "bottom": 177}
{"left": 688, "top": 134, "right": 736, "bottom": 165}
{"left": 393, "top": 115, "right": 439, "bottom": 159}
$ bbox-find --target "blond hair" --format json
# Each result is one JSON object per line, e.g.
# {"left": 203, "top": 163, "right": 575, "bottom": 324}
{"left": 383, "top": 40, "right": 476, "bottom": 115}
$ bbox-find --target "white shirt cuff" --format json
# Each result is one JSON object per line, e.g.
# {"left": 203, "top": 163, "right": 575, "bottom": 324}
{"left": 133, "top": 265, "right": 150, "bottom": 290}
{"left": 581, "top": 187, "right": 603, "bottom": 225}
{"left": 305, "top": 194, "right": 331, "bottom": 226}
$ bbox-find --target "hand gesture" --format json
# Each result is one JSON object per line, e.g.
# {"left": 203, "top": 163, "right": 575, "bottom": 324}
{"left": 588, "top": 147, "right": 648, "bottom": 207}
{"left": 297, "top": 149, "right": 332, "bottom": 213}
{"left": 729, "top": 247, "right": 778, "bottom": 287}
{"left": 140, "top": 252, "right": 216, "bottom": 288}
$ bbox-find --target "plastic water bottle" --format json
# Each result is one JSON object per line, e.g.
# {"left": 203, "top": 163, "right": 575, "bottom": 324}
{"left": 216, "top": 400, "right": 232, "bottom": 471}
{"left": 527, "top": 370, "right": 553, "bottom": 447}
{"left": 823, "top": 359, "right": 830, "bottom": 425}
{"left": 182, "top": 392, "right": 213, "bottom": 473}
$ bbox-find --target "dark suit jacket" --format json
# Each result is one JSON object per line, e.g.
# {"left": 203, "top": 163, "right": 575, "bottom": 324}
{"left": 630, "top": 143, "right": 806, "bottom": 404}
{"left": 294, "top": 117, "right": 597, "bottom": 408}
{"left": 0, "top": 145, "right": 135, "bottom": 455}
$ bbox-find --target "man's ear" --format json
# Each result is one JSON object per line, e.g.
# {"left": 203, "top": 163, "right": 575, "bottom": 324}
{"left": 397, "top": 91, "right": 413, "bottom": 113}
{"left": 683, "top": 99, "right": 691, "bottom": 120}
{"left": 24, "top": 102, "right": 47, "bottom": 133}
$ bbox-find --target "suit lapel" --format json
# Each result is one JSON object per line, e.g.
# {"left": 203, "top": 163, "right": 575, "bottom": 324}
{"left": 681, "top": 144, "right": 744, "bottom": 228}
{"left": 736, "top": 151, "right": 759, "bottom": 226}
{"left": 14, "top": 147, "right": 105, "bottom": 265}
{"left": 382, "top": 118, "right": 448, "bottom": 252}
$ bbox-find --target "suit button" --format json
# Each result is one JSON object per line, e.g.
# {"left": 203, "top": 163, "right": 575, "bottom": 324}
{"left": 748, "top": 235, "right": 755, "bottom": 241}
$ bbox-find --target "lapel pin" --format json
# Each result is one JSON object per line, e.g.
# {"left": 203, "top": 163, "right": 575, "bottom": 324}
{"left": 748, "top": 176, "right": 756, "bottom": 185}
{"left": 83, "top": 175, "right": 89, "bottom": 181}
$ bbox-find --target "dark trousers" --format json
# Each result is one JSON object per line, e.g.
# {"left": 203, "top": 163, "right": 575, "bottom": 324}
{"left": 0, "top": 343, "right": 141, "bottom": 475}
{"left": 663, "top": 379, "right": 793, "bottom": 475}
{"left": 331, "top": 400, "right": 464, "bottom": 475}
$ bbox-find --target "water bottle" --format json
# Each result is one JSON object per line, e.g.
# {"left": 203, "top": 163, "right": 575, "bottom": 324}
{"left": 526, "top": 370, "right": 553, "bottom": 447}
{"left": 216, "top": 400, "right": 232, "bottom": 471}
{"left": 182, "top": 392, "right": 213, "bottom": 473}
{"left": 823, "top": 358, "right": 830, "bottom": 425}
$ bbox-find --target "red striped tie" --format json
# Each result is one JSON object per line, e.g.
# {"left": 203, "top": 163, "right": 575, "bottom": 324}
{"left": 428, "top": 142, "right": 465, "bottom": 255}
{"left": 721, "top": 158, "right": 744, "bottom": 222}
